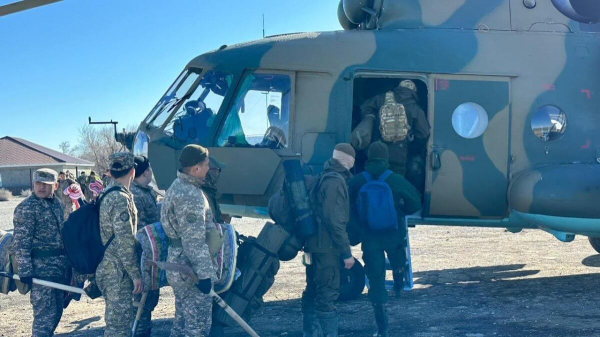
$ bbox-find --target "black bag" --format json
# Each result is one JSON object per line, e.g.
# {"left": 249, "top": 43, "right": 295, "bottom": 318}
{"left": 214, "top": 223, "right": 286, "bottom": 327}
{"left": 267, "top": 188, "right": 294, "bottom": 232}
{"left": 61, "top": 186, "right": 124, "bottom": 274}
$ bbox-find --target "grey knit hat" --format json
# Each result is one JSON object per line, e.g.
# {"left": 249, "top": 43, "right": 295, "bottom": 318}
{"left": 334, "top": 143, "right": 356, "bottom": 159}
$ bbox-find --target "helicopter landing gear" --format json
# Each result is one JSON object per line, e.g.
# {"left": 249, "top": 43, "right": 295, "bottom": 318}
{"left": 588, "top": 237, "right": 600, "bottom": 254}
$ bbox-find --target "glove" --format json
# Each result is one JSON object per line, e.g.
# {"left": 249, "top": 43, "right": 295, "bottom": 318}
{"left": 195, "top": 278, "right": 212, "bottom": 294}
{"left": 19, "top": 276, "right": 33, "bottom": 286}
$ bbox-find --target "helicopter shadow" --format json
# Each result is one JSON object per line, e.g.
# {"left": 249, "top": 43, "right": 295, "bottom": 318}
{"left": 53, "top": 264, "right": 600, "bottom": 337}
{"left": 412, "top": 263, "right": 540, "bottom": 286}
{"left": 581, "top": 254, "right": 600, "bottom": 267}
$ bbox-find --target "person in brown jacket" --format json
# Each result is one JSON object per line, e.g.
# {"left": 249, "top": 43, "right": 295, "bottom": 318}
{"left": 302, "top": 143, "right": 356, "bottom": 337}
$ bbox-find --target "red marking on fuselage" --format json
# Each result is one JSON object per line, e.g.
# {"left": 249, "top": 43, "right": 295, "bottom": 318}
{"left": 581, "top": 89, "right": 592, "bottom": 99}
{"left": 435, "top": 79, "right": 450, "bottom": 91}
{"left": 542, "top": 84, "right": 556, "bottom": 91}
{"left": 459, "top": 156, "right": 475, "bottom": 162}
{"left": 581, "top": 140, "right": 591, "bottom": 149}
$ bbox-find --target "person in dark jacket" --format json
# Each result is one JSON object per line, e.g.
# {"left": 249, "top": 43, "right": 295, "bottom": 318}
{"left": 348, "top": 141, "right": 422, "bottom": 337}
{"left": 130, "top": 155, "right": 160, "bottom": 337}
{"left": 302, "top": 143, "right": 356, "bottom": 337}
{"left": 359, "top": 80, "right": 430, "bottom": 175}
{"left": 202, "top": 157, "right": 229, "bottom": 224}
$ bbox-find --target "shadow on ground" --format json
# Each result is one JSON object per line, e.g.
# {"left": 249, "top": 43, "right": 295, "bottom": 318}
{"left": 56, "top": 264, "right": 600, "bottom": 337}
{"left": 581, "top": 254, "right": 600, "bottom": 268}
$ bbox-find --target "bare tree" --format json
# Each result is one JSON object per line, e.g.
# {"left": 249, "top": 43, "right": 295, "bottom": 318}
{"left": 58, "top": 141, "right": 76, "bottom": 156}
{"left": 65, "top": 124, "right": 137, "bottom": 172}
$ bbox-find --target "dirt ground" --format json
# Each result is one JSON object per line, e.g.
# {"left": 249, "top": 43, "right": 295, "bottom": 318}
{"left": 1, "top": 196, "right": 600, "bottom": 336}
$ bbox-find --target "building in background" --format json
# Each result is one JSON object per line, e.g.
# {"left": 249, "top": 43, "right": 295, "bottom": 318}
{"left": 0, "top": 136, "right": 94, "bottom": 192}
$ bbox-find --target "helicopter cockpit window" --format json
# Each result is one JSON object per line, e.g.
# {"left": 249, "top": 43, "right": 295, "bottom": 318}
{"left": 145, "top": 68, "right": 203, "bottom": 128}
{"left": 531, "top": 105, "right": 568, "bottom": 141}
{"left": 217, "top": 72, "right": 291, "bottom": 149}
{"left": 164, "top": 70, "right": 233, "bottom": 144}
{"left": 451, "top": 102, "right": 489, "bottom": 139}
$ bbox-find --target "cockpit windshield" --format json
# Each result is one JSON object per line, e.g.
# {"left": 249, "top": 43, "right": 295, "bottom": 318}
{"left": 145, "top": 68, "right": 203, "bottom": 127}
{"left": 144, "top": 68, "right": 233, "bottom": 144}
{"left": 165, "top": 69, "right": 233, "bottom": 144}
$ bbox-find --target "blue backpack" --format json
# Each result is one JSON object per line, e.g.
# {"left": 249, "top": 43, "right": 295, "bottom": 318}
{"left": 357, "top": 170, "right": 398, "bottom": 231}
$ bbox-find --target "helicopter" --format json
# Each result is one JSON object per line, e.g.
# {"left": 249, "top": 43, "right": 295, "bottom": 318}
{"left": 129, "top": 0, "right": 600, "bottom": 253}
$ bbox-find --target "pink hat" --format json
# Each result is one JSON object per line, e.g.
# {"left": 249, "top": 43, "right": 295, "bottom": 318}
{"left": 89, "top": 181, "right": 104, "bottom": 196}
{"left": 65, "top": 184, "right": 83, "bottom": 200}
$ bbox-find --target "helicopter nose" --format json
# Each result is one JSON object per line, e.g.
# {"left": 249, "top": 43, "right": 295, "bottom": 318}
{"left": 552, "top": 0, "right": 600, "bottom": 24}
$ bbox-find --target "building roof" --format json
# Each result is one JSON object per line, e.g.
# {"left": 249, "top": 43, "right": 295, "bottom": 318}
{"left": 0, "top": 136, "right": 94, "bottom": 168}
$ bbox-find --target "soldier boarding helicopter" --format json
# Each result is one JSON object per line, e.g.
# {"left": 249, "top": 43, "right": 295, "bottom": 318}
{"left": 126, "top": 0, "right": 600, "bottom": 254}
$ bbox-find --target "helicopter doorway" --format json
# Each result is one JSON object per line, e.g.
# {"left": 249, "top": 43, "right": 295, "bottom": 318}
{"left": 351, "top": 75, "right": 429, "bottom": 195}
{"left": 425, "top": 75, "right": 511, "bottom": 219}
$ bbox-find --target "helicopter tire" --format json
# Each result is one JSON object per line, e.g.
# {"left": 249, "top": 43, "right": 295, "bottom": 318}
{"left": 337, "top": 259, "right": 366, "bottom": 301}
{"left": 588, "top": 237, "right": 600, "bottom": 254}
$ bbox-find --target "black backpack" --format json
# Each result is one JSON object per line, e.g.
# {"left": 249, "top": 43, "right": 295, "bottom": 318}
{"left": 62, "top": 186, "right": 125, "bottom": 274}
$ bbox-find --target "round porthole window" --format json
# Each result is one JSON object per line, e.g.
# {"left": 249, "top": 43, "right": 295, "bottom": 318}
{"left": 452, "top": 102, "right": 489, "bottom": 139}
{"left": 531, "top": 105, "right": 567, "bottom": 141}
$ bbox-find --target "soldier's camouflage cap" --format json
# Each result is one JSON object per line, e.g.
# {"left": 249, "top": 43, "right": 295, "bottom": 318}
{"left": 33, "top": 168, "right": 58, "bottom": 185}
{"left": 109, "top": 152, "right": 135, "bottom": 172}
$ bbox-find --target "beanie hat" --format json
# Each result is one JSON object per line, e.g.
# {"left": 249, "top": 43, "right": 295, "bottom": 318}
{"left": 134, "top": 156, "right": 150, "bottom": 178}
{"left": 179, "top": 144, "right": 209, "bottom": 168}
{"left": 333, "top": 143, "right": 356, "bottom": 170}
{"left": 334, "top": 143, "right": 356, "bottom": 159}
{"left": 368, "top": 141, "right": 389, "bottom": 161}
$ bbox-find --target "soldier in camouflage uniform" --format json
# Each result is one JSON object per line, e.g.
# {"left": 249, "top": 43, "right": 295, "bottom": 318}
{"left": 130, "top": 155, "right": 161, "bottom": 337}
{"left": 77, "top": 171, "right": 88, "bottom": 196}
{"left": 96, "top": 152, "right": 143, "bottom": 337}
{"left": 57, "top": 171, "right": 77, "bottom": 219}
{"left": 161, "top": 144, "right": 216, "bottom": 337}
{"left": 102, "top": 169, "right": 114, "bottom": 188}
{"left": 359, "top": 80, "right": 430, "bottom": 176}
{"left": 12, "top": 168, "right": 70, "bottom": 337}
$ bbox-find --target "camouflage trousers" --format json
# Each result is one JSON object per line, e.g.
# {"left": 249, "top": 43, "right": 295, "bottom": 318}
{"left": 168, "top": 273, "right": 213, "bottom": 337}
{"left": 30, "top": 282, "right": 64, "bottom": 337}
{"left": 132, "top": 289, "right": 160, "bottom": 336}
{"left": 97, "top": 270, "right": 135, "bottom": 337}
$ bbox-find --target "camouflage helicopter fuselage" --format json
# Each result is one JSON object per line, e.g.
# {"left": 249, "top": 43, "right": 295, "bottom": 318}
{"left": 136, "top": 0, "right": 600, "bottom": 242}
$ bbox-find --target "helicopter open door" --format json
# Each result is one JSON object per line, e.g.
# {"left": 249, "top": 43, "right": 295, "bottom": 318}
{"left": 425, "top": 75, "right": 511, "bottom": 219}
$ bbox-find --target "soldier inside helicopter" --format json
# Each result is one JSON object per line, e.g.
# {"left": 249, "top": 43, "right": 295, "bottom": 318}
{"left": 352, "top": 77, "right": 430, "bottom": 196}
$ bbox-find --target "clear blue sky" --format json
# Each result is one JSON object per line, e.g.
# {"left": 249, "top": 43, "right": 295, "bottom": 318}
{"left": 0, "top": 0, "right": 340, "bottom": 152}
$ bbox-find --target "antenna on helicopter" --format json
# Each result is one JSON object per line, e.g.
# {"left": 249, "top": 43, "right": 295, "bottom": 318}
{"left": 262, "top": 14, "right": 265, "bottom": 38}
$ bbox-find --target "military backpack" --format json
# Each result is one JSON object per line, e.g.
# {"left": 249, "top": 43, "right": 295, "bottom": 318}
{"left": 61, "top": 185, "right": 125, "bottom": 274}
{"left": 379, "top": 91, "right": 410, "bottom": 143}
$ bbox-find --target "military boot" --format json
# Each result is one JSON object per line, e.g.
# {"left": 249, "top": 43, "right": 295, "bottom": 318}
{"left": 302, "top": 309, "right": 322, "bottom": 337}
{"left": 373, "top": 304, "right": 389, "bottom": 337}
{"left": 392, "top": 268, "right": 404, "bottom": 297}
{"left": 136, "top": 330, "right": 151, "bottom": 337}
{"left": 209, "top": 324, "right": 225, "bottom": 337}
{"left": 317, "top": 311, "right": 339, "bottom": 337}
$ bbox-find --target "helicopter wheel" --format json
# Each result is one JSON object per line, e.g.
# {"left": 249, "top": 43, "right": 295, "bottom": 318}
{"left": 588, "top": 237, "right": 600, "bottom": 254}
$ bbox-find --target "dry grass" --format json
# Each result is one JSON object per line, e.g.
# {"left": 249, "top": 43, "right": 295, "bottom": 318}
{"left": 20, "top": 189, "right": 32, "bottom": 197}
{"left": 0, "top": 189, "right": 11, "bottom": 202}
